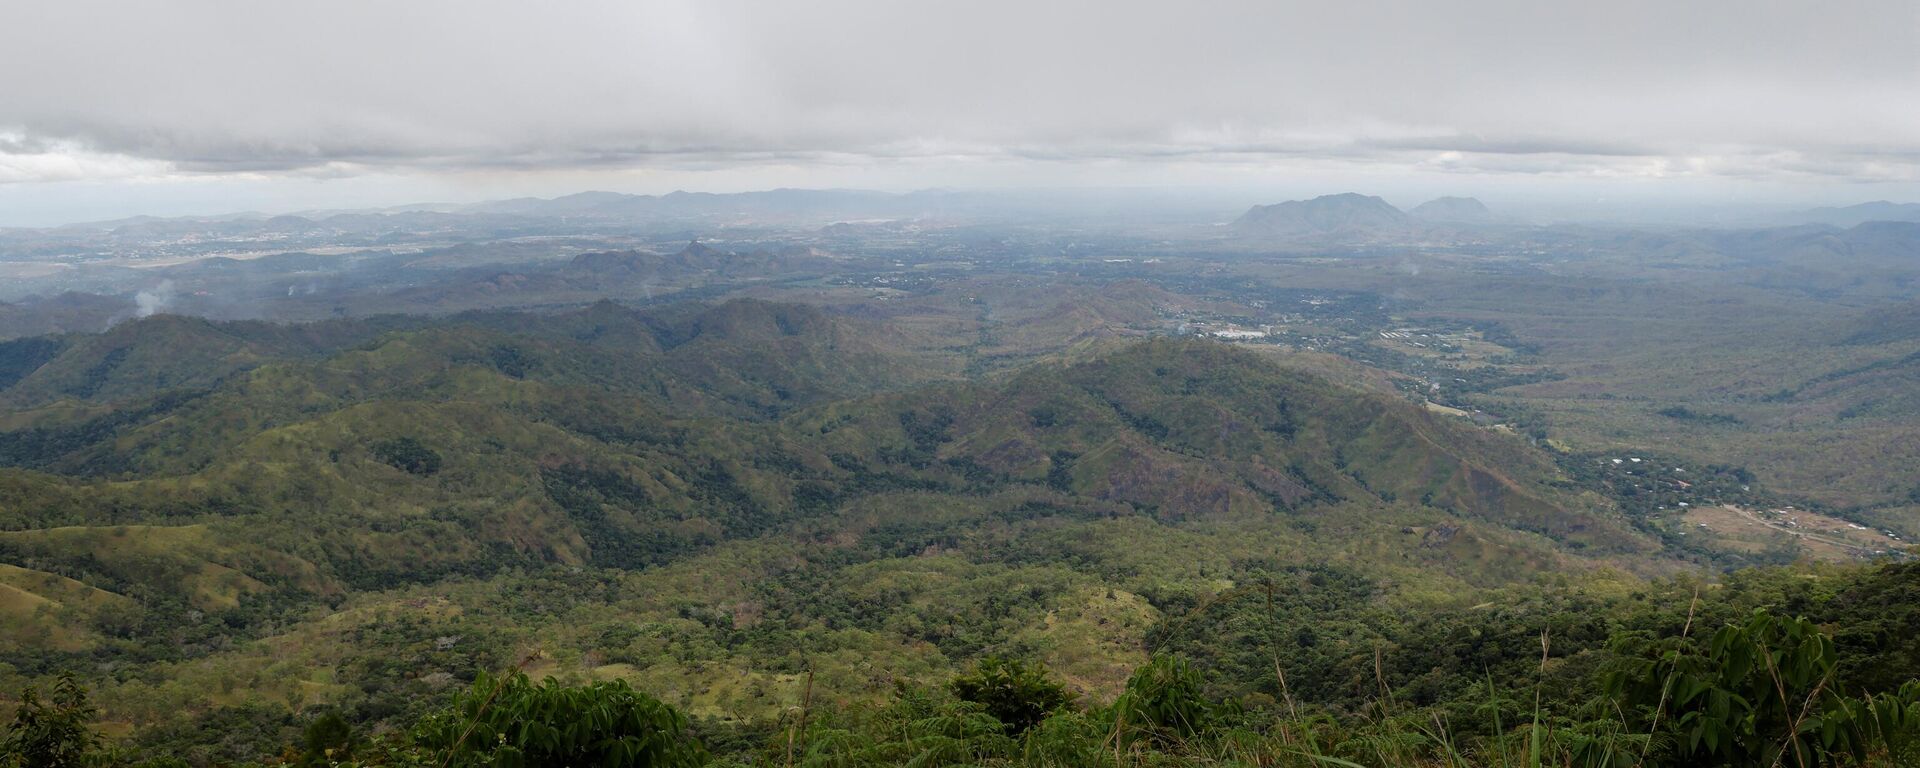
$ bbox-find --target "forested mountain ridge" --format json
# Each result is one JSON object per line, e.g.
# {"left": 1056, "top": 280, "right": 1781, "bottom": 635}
{"left": 0, "top": 298, "right": 1910, "bottom": 768}
{"left": 0, "top": 301, "right": 1654, "bottom": 691}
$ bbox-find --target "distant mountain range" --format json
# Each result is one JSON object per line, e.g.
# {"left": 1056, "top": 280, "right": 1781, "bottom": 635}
{"left": 1230, "top": 193, "right": 1502, "bottom": 238}
{"left": 0, "top": 189, "right": 983, "bottom": 236}
{"left": 1785, "top": 201, "right": 1920, "bottom": 228}
{"left": 462, "top": 188, "right": 932, "bottom": 221}
{"left": 14, "top": 188, "right": 1917, "bottom": 237}
{"left": 1231, "top": 193, "right": 1413, "bottom": 238}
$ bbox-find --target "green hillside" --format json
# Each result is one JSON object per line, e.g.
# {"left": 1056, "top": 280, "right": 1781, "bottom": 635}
{"left": 0, "top": 304, "right": 1647, "bottom": 634}
{"left": 1, "top": 299, "right": 1910, "bottom": 767}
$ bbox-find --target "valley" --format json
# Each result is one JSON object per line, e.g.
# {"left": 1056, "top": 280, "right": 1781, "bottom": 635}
{"left": 0, "top": 190, "right": 1916, "bottom": 766}
{"left": 7, "top": 4, "right": 1919, "bottom": 763}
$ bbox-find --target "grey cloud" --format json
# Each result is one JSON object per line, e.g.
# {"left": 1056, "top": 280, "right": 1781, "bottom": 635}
{"left": 0, "top": 0, "right": 1916, "bottom": 186}
{"left": 0, "top": 134, "right": 55, "bottom": 155}
{"left": 1364, "top": 137, "right": 1659, "bottom": 158}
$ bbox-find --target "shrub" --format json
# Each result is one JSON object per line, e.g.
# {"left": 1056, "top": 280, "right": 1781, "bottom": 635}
{"left": 299, "top": 710, "right": 356, "bottom": 766}
{"left": 1, "top": 674, "right": 103, "bottom": 768}
{"left": 410, "top": 672, "right": 706, "bottom": 768}
{"left": 948, "top": 657, "right": 1074, "bottom": 734}
{"left": 1607, "top": 609, "right": 1920, "bottom": 767}
{"left": 1111, "top": 655, "right": 1220, "bottom": 747}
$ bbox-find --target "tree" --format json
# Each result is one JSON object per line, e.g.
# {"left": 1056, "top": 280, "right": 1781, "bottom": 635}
{"left": 947, "top": 657, "right": 1074, "bottom": 734}
{"left": 1, "top": 674, "right": 103, "bottom": 768}
{"left": 299, "top": 710, "right": 356, "bottom": 767}
{"left": 370, "top": 437, "right": 442, "bottom": 476}
{"left": 410, "top": 672, "right": 706, "bottom": 768}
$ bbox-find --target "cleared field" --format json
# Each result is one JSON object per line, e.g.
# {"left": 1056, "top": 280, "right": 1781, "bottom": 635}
{"left": 1678, "top": 504, "right": 1908, "bottom": 562}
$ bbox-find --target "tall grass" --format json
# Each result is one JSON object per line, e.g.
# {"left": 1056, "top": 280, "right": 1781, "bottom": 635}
{"left": 211, "top": 599, "right": 1917, "bottom": 768}
{"left": 765, "top": 606, "right": 1914, "bottom": 768}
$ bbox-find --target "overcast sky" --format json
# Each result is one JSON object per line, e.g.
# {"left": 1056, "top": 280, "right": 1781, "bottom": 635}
{"left": 2, "top": 0, "right": 1917, "bottom": 225}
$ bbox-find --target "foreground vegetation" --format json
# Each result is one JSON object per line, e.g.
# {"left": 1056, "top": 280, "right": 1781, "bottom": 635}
{"left": 7, "top": 562, "right": 1918, "bottom": 767}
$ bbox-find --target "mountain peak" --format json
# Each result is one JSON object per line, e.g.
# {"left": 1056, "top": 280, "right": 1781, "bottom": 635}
{"left": 1231, "top": 193, "right": 1410, "bottom": 238}
{"left": 1409, "top": 196, "right": 1495, "bottom": 223}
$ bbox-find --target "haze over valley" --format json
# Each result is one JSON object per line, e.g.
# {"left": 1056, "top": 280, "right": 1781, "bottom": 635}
{"left": 2, "top": 2, "right": 1919, "bottom": 767}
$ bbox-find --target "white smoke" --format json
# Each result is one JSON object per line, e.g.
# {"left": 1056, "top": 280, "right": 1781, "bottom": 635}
{"left": 134, "top": 279, "right": 175, "bottom": 317}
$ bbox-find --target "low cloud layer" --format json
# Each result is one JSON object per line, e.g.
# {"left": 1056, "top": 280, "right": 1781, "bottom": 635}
{"left": 2, "top": 0, "right": 1916, "bottom": 206}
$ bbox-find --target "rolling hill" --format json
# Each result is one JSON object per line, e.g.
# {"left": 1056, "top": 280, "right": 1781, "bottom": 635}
{"left": 0, "top": 304, "right": 1657, "bottom": 685}
{"left": 5, "top": 286, "right": 1912, "bottom": 768}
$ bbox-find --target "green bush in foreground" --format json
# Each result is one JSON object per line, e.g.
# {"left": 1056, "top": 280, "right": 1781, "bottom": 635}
{"left": 9, "top": 608, "right": 1919, "bottom": 767}
{"left": 949, "top": 657, "right": 1076, "bottom": 735}
{"left": 1, "top": 675, "right": 103, "bottom": 768}
{"left": 1609, "top": 609, "right": 1920, "bottom": 768}
{"left": 408, "top": 672, "right": 706, "bottom": 768}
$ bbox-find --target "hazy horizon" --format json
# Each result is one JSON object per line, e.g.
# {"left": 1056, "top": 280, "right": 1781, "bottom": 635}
{"left": 4, "top": 0, "right": 1917, "bottom": 226}
{"left": 3, "top": 182, "right": 1915, "bottom": 231}
{"left": 7, "top": 4, "right": 1920, "bottom": 761}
